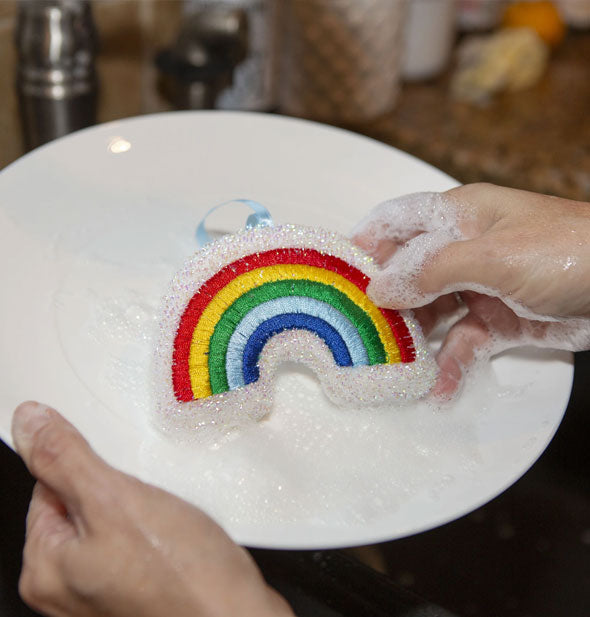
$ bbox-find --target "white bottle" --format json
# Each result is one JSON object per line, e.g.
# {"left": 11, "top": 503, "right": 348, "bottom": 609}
{"left": 402, "top": 0, "right": 457, "bottom": 81}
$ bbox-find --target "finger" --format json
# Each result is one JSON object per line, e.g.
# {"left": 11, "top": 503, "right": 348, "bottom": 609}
{"left": 368, "top": 234, "right": 511, "bottom": 309}
{"left": 351, "top": 191, "right": 458, "bottom": 260}
{"left": 366, "top": 230, "right": 468, "bottom": 309}
{"left": 26, "top": 482, "right": 74, "bottom": 545}
{"left": 12, "top": 402, "right": 111, "bottom": 523}
{"left": 420, "top": 239, "right": 516, "bottom": 300}
{"left": 431, "top": 311, "right": 492, "bottom": 399}
{"left": 461, "top": 293, "right": 590, "bottom": 351}
{"left": 20, "top": 484, "right": 74, "bottom": 616}
{"left": 413, "top": 293, "right": 464, "bottom": 337}
{"left": 19, "top": 552, "right": 68, "bottom": 617}
{"left": 359, "top": 236, "right": 399, "bottom": 266}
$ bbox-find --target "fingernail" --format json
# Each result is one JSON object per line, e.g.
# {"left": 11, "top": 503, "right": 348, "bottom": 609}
{"left": 12, "top": 402, "right": 53, "bottom": 459}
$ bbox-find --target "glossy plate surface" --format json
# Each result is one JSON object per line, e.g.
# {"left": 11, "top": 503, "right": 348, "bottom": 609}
{"left": 0, "top": 112, "right": 573, "bottom": 548}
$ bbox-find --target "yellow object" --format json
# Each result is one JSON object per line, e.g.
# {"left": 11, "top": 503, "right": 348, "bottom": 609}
{"left": 503, "top": 1, "right": 565, "bottom": 47}
{"left": 188, "top": 264, "right": 402, "bottom": 398}
{"left": 452, "top": 28, "right": 549, "bottom": 103}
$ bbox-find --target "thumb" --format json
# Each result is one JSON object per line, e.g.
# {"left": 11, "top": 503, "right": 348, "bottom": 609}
{"left": 12, "top": 402, "right": 109, "bottom": 525}
{"left": 368, "top": 236, "right": 505, "bottom": 309}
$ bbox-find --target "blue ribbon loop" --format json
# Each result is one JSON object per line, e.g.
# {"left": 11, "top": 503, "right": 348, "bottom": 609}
{"left": 196, "top": 199, "right": 274, "bottom": 248}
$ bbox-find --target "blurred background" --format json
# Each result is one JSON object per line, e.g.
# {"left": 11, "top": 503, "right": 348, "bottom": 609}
{"left": 0, "top": 0, "right": 589, "bottom": 200}
{"left": 0, "top": 1, "right": 589, "bottom": 616}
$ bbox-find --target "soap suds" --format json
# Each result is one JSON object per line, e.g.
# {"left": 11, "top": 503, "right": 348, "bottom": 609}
{"left": 353, "top": 191, "right": 590, "bottom": 387}
{"left": 151, "top": 224, "right": 438, "bottom": 439}
{"left": 51, "top": 205, "right": 572, "bottom": 533}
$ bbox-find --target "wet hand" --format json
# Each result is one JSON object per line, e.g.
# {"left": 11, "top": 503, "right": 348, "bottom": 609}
{"left": 11, "top": 401, "right": 293, "bottom": 617}
{"left": 352, "top": 184, "right": 590, "bottom": 398}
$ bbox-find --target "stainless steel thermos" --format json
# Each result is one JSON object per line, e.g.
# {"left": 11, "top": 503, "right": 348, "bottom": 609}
{"left": 15, "top": 0, "right": 98, "bottom": 150}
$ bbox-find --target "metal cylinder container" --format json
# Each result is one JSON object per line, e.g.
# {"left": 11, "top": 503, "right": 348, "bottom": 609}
{"left": 15, "top": 0, "right": 98, "bottom": 150}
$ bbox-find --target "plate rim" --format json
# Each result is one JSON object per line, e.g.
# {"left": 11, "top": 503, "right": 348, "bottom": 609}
{"left": 0, "top": 110, "right": 574, "bottom": 549}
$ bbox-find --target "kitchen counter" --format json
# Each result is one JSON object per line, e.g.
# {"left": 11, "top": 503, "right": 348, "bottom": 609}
{"left": 2, "top": 25, "right": 590, "bottom": 206}
{"left": 3, "top": 11, "right": 590, "bottom": 202}
{"left": 365, "top": 32, "right": 590, "bottom": 202}
{"left": 1, "top": 18, "right": 589, "bottom": 617}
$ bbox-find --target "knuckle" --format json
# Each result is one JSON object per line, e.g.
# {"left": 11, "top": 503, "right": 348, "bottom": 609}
{"left": 447, "top": 182, "right": 495, "bottom": 199}
{"left": 19, "top": 566, "right": 55, "bottom": 610}
{"left": 481, "top": 241, "right": 502, "bottom": 262}
{"left": 92, "top": 471, "right": 124, "bottom": 510}
{"left": 61, "top": 552, "right": 116, "bottom": 603}
{"left": 18, "top": 570, "right": 35, "bottom": 605}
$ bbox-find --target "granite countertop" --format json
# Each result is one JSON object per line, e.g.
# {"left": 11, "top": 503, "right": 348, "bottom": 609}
{"left": 1, "top": 24, "right": 589, "bottom": 203}
{"left": 364, "top": 32, "right": 590, "bottom": 202}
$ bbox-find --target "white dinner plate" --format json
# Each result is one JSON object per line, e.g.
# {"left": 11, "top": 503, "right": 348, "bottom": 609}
{"left": 0, "top": 111, "right": 573, "bottom": 549}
